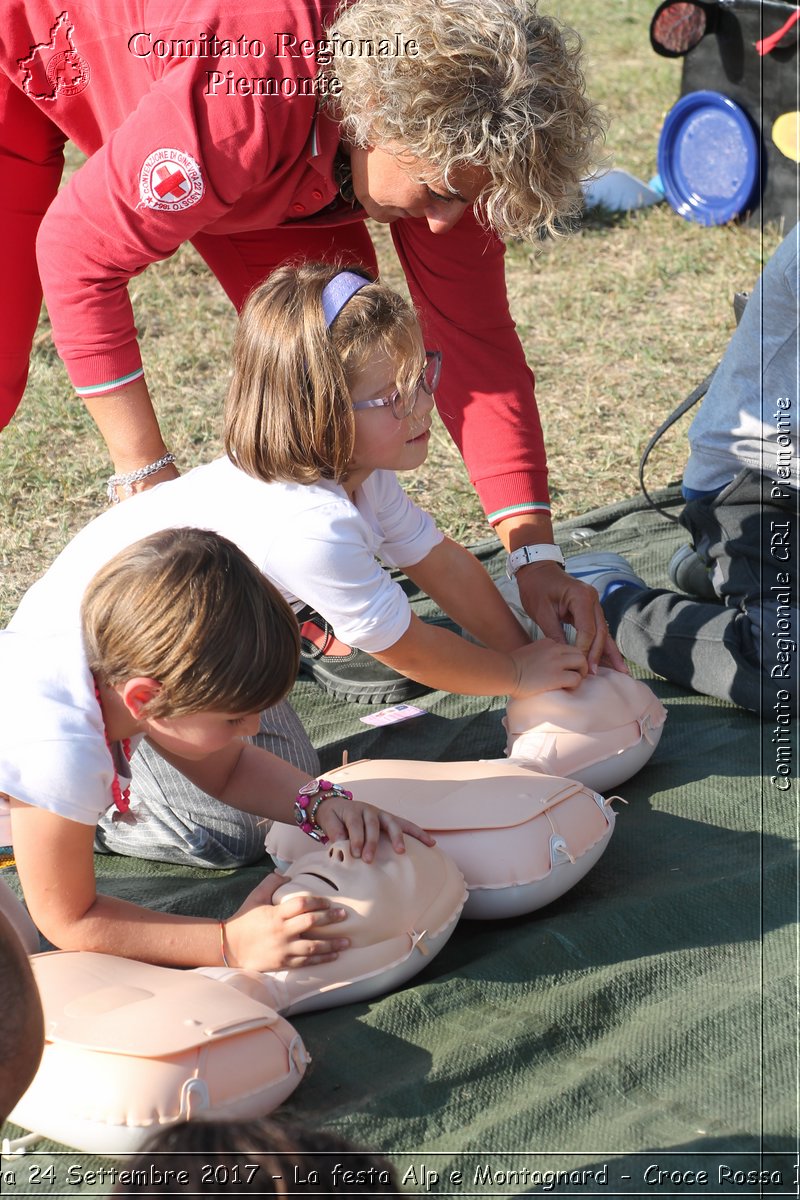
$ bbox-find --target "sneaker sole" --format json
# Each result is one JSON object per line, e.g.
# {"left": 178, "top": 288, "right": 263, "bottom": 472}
{"left": 297, "top": 658, "right": 432, "bottom": 705}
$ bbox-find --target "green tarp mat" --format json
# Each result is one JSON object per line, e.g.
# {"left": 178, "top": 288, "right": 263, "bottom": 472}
{"left": 2, "top": 489, "right": 797, "bottom": 1196}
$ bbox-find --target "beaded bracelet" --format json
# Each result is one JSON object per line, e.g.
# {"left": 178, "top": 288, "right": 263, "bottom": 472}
{"left": 294, "top": 778, "right": 353, "bottom": 843}
{"left": 107, "top": 452, "right": 176, "bottom": 504}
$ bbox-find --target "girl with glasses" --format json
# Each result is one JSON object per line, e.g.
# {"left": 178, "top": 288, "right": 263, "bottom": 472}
{"left": 223, "top": 262, "right": 588, "bottom": 703}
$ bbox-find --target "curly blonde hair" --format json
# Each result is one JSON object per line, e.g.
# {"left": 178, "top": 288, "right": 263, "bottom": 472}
{"left": 224, "top": 262, "right": 424, "bottom": 485}
{"left": 327, "top": 0, "right": 605, "bottom": 240}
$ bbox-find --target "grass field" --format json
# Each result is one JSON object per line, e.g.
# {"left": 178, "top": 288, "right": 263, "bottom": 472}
{"left": 0, "top": 0, "right": 785, "bottom": 625}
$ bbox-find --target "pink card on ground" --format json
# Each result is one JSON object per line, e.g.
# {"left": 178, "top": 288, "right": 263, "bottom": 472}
{"left": 359, "top": 704, "right": 428, "bottom": 727}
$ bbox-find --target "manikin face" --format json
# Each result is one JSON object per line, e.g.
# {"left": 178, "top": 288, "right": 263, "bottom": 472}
{"left": 347, "top": 348, "right": 435, "bottom": 488}
{"left": 348, "top": 145, "right": 489, "bottom": 234}
{"left": 274, "top": 837, "right": 464, "bottom": 950}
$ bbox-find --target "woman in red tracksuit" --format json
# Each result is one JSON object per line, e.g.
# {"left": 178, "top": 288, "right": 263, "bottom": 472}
{"left": 0, "top": 0, "right": 620, "bottom": 669}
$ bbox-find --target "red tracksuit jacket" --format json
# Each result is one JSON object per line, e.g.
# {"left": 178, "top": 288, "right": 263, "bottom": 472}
{"left": 0, "top": 0, "right": 550, "bottom": 524}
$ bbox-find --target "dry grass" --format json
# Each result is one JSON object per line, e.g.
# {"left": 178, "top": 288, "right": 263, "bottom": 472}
{"left": 0, "top": 0, "right": 785, "bottom": 624}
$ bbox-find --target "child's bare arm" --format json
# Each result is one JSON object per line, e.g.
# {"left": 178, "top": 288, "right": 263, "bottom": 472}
{"left": 404, "top": 537, "right": 532, "bottom": 652}
{"left": 372, "top": 612, "right": 587, "bottom": 698}
{"left": 9, "top": 798, "right": 349, "bottom": 970}
{"left": 149, "top": 740, "right": 434, "bottom": 863}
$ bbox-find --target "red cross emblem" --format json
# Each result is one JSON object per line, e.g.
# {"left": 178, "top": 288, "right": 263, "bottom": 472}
{"left": 153, "top": 164, "right": 190, "bottom": 202}
{"left": 139, "top": 149, "right": 204, "bottom": 212}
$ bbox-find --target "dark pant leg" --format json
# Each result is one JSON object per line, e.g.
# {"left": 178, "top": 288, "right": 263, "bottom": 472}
{"left": 605, "top": 471, "right": 798, "bottom": 715}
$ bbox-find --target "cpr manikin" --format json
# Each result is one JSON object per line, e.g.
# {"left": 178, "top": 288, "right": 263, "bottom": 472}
{"left": 490, "top": 570, "right": 667, "bottom": 789}
{"left": 503, "top": 667, "right": 667, "bottom": 792}
{"left": 7, "top": 836, "right": 465, "bottom": 1155}
{"left": 267, "top": 759, "right": 620, "bottom": 920}
{"left": 7, "top": 950, "right": 310, "bottom": 1155}
{"left": 203, "top": 834, "right": 467, "bottom": 1014}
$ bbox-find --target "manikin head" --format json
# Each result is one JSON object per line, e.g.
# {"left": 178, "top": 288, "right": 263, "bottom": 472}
{"left": 251, "top": 834, "right": 467, "bottom": 1013}
{"left": 274, "top": 836, "right": 462, "bottom": 949}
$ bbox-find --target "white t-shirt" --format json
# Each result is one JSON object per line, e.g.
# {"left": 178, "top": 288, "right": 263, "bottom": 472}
{"left": 10, "top": 458, "right": 444, "bottom": 653}
{"left": 0, "top": 629, "right": 140, "bottom": 843}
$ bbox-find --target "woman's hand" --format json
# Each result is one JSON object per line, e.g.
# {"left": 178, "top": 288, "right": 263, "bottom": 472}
{"left": 224, "top": 872, "right": 351, "bottom": 971}
{"left": 315, "top": 793, "right": 435, "bottom": 864}
{"left": 514, "top": 560, "right": 627, "bottom": 673}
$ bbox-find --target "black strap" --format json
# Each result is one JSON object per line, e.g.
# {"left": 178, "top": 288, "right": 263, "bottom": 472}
{"left": 638, "top": 369, "right": 717, "bottom": 522}
{"left": 638, "top": 290, "right": 750, "bottom": 522}
{"left": 294, "top": 603, "right": 319, "bottom": 625}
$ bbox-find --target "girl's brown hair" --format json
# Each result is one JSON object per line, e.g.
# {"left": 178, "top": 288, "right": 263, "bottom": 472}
{"left": 224, "top": 262, "right": 424, "bottom": 485}
{"left": 81, "top": 528, "right": 299, "bottom": 718}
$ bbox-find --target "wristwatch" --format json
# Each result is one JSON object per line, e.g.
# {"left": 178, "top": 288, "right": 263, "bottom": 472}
{"left": 506, "top": 543, "right": 565, "bottom": 580}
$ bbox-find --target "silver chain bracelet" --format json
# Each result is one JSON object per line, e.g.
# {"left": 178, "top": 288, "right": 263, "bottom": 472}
{"left": 106, "top": 453, "right": 176, "bottom": 504}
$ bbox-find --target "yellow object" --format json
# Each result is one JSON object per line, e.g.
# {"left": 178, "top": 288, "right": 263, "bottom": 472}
{"left": 772, "top": 111, "right": 800, "bottom": 162}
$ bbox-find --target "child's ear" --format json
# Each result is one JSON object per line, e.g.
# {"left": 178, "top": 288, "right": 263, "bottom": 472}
{"left": 120, "top": 677, "right": 162, "bottom": 720}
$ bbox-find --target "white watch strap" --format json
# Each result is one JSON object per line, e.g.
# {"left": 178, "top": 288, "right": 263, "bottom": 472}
{"left": 506, "top": 543, "right": 565, "bottom": 579}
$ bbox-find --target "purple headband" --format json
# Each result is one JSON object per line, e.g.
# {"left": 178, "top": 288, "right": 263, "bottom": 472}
{"left": 321, "top": 270, "right": 369, "bottom": 328}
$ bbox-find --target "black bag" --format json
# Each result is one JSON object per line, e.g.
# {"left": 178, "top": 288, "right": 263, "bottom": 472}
{"left": 679, "top": 3, "right": 798, "bottom": 227}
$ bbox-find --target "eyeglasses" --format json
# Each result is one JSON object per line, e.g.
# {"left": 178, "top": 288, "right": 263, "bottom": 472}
{"left": 352, "top": 350, "right": 442, "bottom": 421}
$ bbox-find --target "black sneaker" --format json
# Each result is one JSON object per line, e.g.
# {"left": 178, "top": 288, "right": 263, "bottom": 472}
{"left": 296, "top": 608, "right": 431, "bottom": 705}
